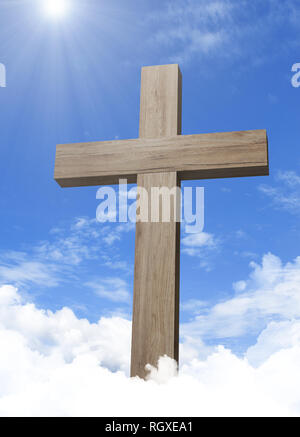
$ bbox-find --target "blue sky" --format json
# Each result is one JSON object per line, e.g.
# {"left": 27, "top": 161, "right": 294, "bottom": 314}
{"left": 0, "top": 0, "right": 300, "bottom": 416}
{"left": 1, "top": 0, "right": 300, "bottom": 344}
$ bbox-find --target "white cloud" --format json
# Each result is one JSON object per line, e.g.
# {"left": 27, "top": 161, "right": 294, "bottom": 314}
{"left": 182, "top": 253, "right": 300, "bottom": 340}
{"left": 0, "top": 285, "right": 131, "bottom": 374}
{"left": 103, "top": 233, "right": 121, "bottom": 246}
{"left": 0, "top": 217, "right": 135, "bottom": 290}
{"left": 101, "top": 223, "right": 135, "bottom": 246}
{"left": 246, "top": 320, "right": 300, "bottom": 367}
{"left": 72, "top": 217, "right": 92, "bottom": 230}
{"left": 147, "top": 0, "right": 300, "bottom": 65}
{"left": 0, "top": 260, "right": 60, "bottom": 288}
{"left": 182, "top": 232, "right": 215, "bottom": 248}
{"left": 103, "top": 258, "right": 131, "bottom": 273}
{"left": 1, "top": 250, "right": 300, "bottom": 415}
{"left": 235, "top": 230, "right": 247, "bottom": 239}
{"left": 85, "top": 278, "right": 130, "bottom": 303}
{"left": 259, "top": 170, "right": 300, "bottom": 214}
{"left": 181, "top": 232, "right": 219, "bottom": 270}
{"left": 148, "top": 0, "right": 231, "bottom": 63}
{"left": 181, "top": 299, "right": 207, "bottom": 314}
{"left": 1, "top": 282, "right": 300, "bottom": 416}
{"left": 233, "top": 280, "right": 247, "bottom": 292}
{"left": 278, "top": 171, "right": 300, "bottom": 187}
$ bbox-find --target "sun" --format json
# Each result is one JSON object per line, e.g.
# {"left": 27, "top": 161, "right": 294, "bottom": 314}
{"left": 43, "top": 0, "right": 69, "bottom": 19}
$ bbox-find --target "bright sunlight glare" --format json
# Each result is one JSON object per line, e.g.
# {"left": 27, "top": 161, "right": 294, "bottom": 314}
{"left": 43, "top": 0, "right": 69, "bottom": 18}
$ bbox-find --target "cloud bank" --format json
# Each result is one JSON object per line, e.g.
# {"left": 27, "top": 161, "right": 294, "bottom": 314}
{"left": 1, "top": 250, "right": 300, "bottom": 417}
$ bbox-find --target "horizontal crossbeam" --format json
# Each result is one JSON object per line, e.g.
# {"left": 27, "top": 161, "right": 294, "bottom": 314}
{"left": 54, "top": 129, "right": 269, "bottom": 187}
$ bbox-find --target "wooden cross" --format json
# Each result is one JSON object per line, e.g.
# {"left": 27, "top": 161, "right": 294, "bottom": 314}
{"left": 54, "top": 64, "right": 269, "bottom": 379}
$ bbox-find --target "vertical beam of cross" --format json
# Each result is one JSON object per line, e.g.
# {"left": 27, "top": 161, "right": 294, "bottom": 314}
{"left": 130, "top": 65, "right": 182, "bottom": 378}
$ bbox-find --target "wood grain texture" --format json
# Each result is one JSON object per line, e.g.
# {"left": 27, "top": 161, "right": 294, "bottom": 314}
{"left": 54, "top": 129, "right": 269, "bottom": 187}
{"left": 130, "top": 64, "right": 182, "bottom": 378}
{"left": 139, "top": 64, "right": 182, "bottom": 138}
{"left": 130, "top": 172, "right": 180, "bottom": 379}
